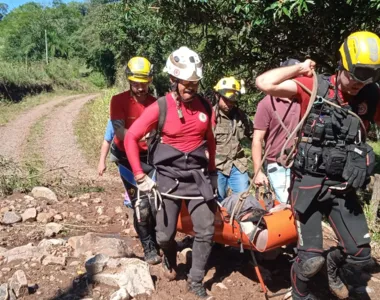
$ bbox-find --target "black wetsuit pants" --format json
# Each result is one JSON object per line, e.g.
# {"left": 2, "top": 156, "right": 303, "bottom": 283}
{"left": 156, "top": 197, "right": 216, "bottom": 283}
{"left": 110, "top": 143, "right": 157, "bottom": 247}
{"left": 290, "top": 175, "right": 371, "bottom": 296}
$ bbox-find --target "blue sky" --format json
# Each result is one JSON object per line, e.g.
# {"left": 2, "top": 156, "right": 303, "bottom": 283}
{"left": 3, "top": 0, "right": 84, "bottom": 11}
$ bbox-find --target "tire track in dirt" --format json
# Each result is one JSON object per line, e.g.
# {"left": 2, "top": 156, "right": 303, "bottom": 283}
{"left": 0, "top": 94, "right": 81, "bottom": 162}
{"left": 41, "top": 94, "right": 117, "bottom": 181}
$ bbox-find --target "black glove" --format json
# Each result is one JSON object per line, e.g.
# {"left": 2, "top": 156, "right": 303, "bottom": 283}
{"left": 342, "top": 144, "right": 367, "bottom": 189}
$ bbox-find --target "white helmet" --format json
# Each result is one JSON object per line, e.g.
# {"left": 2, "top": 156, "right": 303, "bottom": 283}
{"left": 163, "top": 46, "right": 203, "bottom": 81}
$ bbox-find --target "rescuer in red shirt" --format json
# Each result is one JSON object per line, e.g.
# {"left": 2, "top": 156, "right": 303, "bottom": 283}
{"left": 125, "top": 47, "right": 217, "bottom": 299}
{"left": 110, "top": 56, "right": 161, "bottom": 266}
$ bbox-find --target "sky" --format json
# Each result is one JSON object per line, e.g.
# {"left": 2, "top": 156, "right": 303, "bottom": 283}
{"left": 3, "top": 0, "right": 84, "bottom": 11}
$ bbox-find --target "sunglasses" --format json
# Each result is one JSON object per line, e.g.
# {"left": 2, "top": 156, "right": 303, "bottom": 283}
{"left": 347, "top": 64, "right": 380, "bottom": 84}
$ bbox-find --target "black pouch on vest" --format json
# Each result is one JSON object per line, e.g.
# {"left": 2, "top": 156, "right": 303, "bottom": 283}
{"left": 323, "top": 147, "right": 346, "bottom": 178}
{"left": 312, "top": 122, "right": 325, "bottom": 143}
{"left": 324, "top": 116, "right": 335, "bottom": 140}
{"left": 303, "top": 113, "right": 319, "bottom": 136}
{"left": 294, "top": 142, "right": 324, "bottom": 175}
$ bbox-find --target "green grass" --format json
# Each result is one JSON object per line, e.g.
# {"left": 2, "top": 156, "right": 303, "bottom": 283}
{"left": 369, "top": 140, "right": 380, "bottom": 174}
{"left": 75, "top": 88, "right": 118, "bottom": 167}
{"left": 22, "top": 115, "right": 47, "bottom": 169}
{"left": 0, "top": 90, "right": 79, "bottom": 126}
{"left": 0, "top": 58, "right": 105, "bottom": 102}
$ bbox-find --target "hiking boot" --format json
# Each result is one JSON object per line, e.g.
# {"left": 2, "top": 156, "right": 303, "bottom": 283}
{"left": 327, "top": 251, "right": 349, "bottom": 299}
{"left": 187, "top": 279, "right": 213, "bottom": 299}
{"left": 141, "top": 238, "right": 161, "bottom": 265}
{"left": 162, "top": 254, "right": 177, "bottom": 281}
{"left": 291, "top": 291, "right": 318, "bottom": 300}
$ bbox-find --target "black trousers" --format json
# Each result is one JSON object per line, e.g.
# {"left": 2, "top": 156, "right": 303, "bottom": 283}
{"left": 291, "top": 175, "right": 371, "bottom": 257}
{"left": 156, "top": 197, "right": 216, "bottom": 282}
{"left": 110, "top": 143, "right": 157, "bottom": 245}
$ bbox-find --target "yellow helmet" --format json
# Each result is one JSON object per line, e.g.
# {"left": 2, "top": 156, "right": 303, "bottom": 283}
{"left": 126, "top": 57, "right": 153, "bottom": 83}
{"left": 214, "top": 76, "right": 241, "bottom": 101}
{"left": 339, "top": 31, "right": 380, "bottom": 84}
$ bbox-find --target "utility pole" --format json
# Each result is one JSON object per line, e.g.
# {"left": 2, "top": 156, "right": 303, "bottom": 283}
{"left": 45, "top": 29, "right": 48, "bottom": 64}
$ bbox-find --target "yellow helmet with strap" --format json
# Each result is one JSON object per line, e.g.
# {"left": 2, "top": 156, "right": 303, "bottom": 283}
{"left": 339, "top": 31, "right": 380, "bottom": 84}
{"left": 126, "top": 57, "right": 153, "bottom": 83}
{"left": 214, "top": 76, "right": 241, "bottom": 101}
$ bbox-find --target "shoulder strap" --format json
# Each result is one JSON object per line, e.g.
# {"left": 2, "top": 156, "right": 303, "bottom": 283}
{"left": 316, "top": 73, "right": 331, "bottom": 98}
{"left": 292, "top": 73, "right": 332, "bottom": 99}
{"left": 156, "top": 96, "right": 167, "bottom": 136}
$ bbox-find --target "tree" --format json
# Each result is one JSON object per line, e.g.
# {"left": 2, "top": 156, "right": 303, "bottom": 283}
{"left": 0, "top": 3, "right": 7, "bottom": 21}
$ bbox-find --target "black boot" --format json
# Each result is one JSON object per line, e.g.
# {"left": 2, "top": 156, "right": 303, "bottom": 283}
{"left": 187, "top": 278, "right": 213, "bottom": 299}
{"left": 141, "top": 237, "right": 161, "bottom": 265}
{"left": 161, "top": 242, "right": 178, "bottom": 281}
{"left": 292, "top": 292, "right": 318, "bottom": 300}
{"left": 291, "top": 265, "right": 317, "bottom": 300}
{"left": 327, "top": 250, "right": 349, "bottom": 299}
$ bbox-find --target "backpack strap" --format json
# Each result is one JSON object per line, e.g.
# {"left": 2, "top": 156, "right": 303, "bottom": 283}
{"left": 156, "top": 96, "right": 167, "bottom": 138}
{"left": 316, "top": 73, "right": 331, "bottom": 99}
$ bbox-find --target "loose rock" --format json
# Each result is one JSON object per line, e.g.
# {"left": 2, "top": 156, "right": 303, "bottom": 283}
{"left": 42, "top": 255, "right": 66, "bottom": 266}
{"left": 2, "top": 212, "right": 22, "bottom": 225}
{"left": 216, "top": 283, "right": 228, "bottom": 290}
{"left": 79, "top": 193, "right": 91, "bottom": 201}
{"left": 110, "top": 287, "right": 130, "bottom": 300}
{"left": 2, "top": 243, "right": 46, "bottom": 263}
{"left": 68, "top": 233, "right": 133, "bottom": 258}
{"left": 37, "top": 212, "right": 54, "bottom": 224}
{"left": 31, "top": 187, "right": 58, "bottom": 202}
{"left": 0, "top": 283, "right": 8, "bottom": 300}
{"left": 9, "top": 270, "right": 28, "bottom": 297}
{"left": 38, "top": 238, "right": 66, "bottom": 248}
{"left": 45, "top": 222, "right": 63, "bottom": 238}
{"left": 21, "top": 208, "right": 37, "bottom": 222}
{"left": 54, "top": 214, "right": 63, "bottom": 221}
{"left": 115, "top": 206, "right": 123, "bottom": 214}
{"left": 85, "top": 254, "right": 109, "bottom": 275}
{"left": 92, "top": 258, "right": 154, "bottom": 297}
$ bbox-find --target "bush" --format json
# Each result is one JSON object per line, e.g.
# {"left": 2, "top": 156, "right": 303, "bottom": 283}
{"left": 87, "top": 71, "right": 107, "bottom": 89}
{"left": 0, "top": 58, "right": 103, "bottom": 101}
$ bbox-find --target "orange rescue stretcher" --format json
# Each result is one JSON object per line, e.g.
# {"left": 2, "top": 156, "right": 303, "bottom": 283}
{"left": 176, "top": 198, "right": 298, "bottom": 298}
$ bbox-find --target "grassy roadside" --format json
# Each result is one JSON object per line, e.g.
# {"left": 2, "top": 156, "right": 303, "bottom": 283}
{"left": 75, "top": 88, "right": 118, "bottom": 168}
{"left": 0, "top": 90, "right": 80, "bottom": 126}
{"left": 0, "top": 116, "right": 46, "bottom": 196}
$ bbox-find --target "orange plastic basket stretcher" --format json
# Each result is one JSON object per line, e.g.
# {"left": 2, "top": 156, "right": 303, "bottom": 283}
{"left": 176, "top": 199, "right": 297, "bottom": 298}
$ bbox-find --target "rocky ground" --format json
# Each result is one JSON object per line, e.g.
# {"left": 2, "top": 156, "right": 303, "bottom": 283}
{"left": 0, "top": 93, "right": 380, "bottom": 300}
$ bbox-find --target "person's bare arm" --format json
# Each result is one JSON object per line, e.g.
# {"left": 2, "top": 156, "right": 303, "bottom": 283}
{"left": 98, "top": 140, "right": 111, "bottom": 176}
{"left": 255, "top": 59, "right": 316, "bottom": 98}
{"left": 252, "top": 129, "right": 269, "bottom": 185}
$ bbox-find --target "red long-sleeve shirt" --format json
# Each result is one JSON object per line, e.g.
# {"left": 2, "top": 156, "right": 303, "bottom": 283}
{"left": 125, "top": 93, "right": 216, "bottom": 176}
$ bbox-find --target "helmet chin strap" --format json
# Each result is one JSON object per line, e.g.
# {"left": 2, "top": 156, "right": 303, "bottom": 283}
{"left": 171, "top": 79, "right": 196, "bottom": 103}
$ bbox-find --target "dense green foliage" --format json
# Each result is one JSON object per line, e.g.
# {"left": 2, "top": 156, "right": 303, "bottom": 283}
{"left": 1, "top": 0, "right": 380, "bottom": 110}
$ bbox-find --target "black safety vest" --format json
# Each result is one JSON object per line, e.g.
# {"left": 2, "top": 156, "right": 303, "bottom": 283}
{"left": 293, "top": 74, "right": 378, "bottom": 179}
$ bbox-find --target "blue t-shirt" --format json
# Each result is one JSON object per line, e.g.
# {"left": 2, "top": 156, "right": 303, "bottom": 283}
{"left": 104, "top": 119, "right": 115, "bottom": 142}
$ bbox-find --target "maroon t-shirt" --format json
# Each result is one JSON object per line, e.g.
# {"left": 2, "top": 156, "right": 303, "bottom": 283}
{"left": 254, "top": 95, "right": 301, "bottom": 162}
